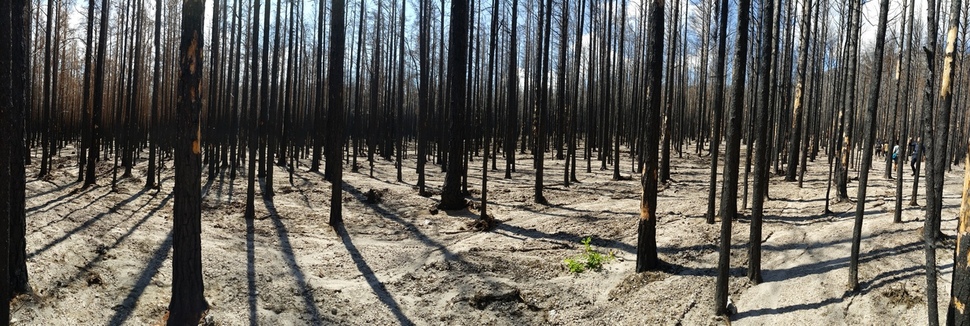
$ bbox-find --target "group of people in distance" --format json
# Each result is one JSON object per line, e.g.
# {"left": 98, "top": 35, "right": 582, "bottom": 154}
{"left": 880, "top": 138, "right": 924, "bottom": 176}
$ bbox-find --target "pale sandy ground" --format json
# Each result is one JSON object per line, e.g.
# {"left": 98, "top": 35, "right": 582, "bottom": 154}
{"left": 7, "top": 143, "right": 964, "bottom": 325}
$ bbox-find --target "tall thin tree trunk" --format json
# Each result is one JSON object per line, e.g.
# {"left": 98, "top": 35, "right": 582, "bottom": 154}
{"left": 168, "top": 0, "right": 210, "bottom": 323}
{"left": 327, "top": 0, "right": 346, "bottom": 226}
{"left": 636, "top": 0, "right": 663, "bottom": 273}
{"left": 705, "top": 0, "right": 729, "bottom": 224}
{"left": 716, "top": 0, "right": 750, "bottom": 314}
{"left": 848, "top": 0, "right": 890, "bottom": 292}
{"left": 750, "top": 0, "right": 776, "bottom": 284}
{"left": 439, "top": 0, "right": 470, "bottom": 210}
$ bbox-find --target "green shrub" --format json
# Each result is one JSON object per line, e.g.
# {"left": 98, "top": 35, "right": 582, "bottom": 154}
{"left": 563, "top": 237, "right": 615, "bottom": 273}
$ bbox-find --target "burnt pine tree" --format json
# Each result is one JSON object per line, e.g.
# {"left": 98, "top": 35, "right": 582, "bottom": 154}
{"left": 85, "top": 0, "right": 110, "bottom": 187}
{"left": 921, "top": 0, "right": 940, "bottom": 323}
{"left": 705, "top": 0, "right": 729, "bottom": 224}
{"left": 848, "top": 0, "right": 890, "bottom": 292}
{"left": 749, "top": 0, "right": 776, "bottom": 284}
{"left": 417, "top": 0, "right": 430, "bottom": 194}
{"left": 439, "top": 0, "right": 470, "bottom": 210}
{"left": 146, "top": 0, "right": 163, "bottom": 189}
{"left": 168, "top": 0, "right": 210, "bottom": 323}
{"left": 79, "top": 0, "right": 95, "bottom": 182}
{"left": 942, "top": 0, "right": 965, "bottom": 322}
{"left": 533, "top": 0, "right": 552, "bottom": 204}
{"left": 893, "top": 0, "right": 915, "bottom": 223}
{"left": 715, "top": 0, "right": 749, "bottom": 314}
{"left": 245, "top": 0, "right": 262, "bottom": 219}
{"left": 785, "top": 0, "right": 811, "bottom": 182}
{"left": 479, "top": 0, "right": 500, "bottom": 229}
{"left": 327, "top": 0, "right": 346, "bottom": 226}
{"left": 504, "top": 0, "right": 519, "bottom": 179}
{"left": 950, "top": 139, "right": 970, "bottom": 324}
{"left": 0, "top": 0, "right": 11, "bottom": 321}
{"left": 636, "top": 0, "right": 663, "bottom": 273}
{"left": 9, "top": 0, "right": 29, "bottom": 294}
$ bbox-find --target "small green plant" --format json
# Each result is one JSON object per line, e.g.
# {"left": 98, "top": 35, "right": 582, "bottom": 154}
{"left": 563, "top": 237, "right": 615, "bottom": 273}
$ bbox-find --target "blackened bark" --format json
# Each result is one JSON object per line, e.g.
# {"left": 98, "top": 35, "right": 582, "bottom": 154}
{"left": 785, "top": 0, "right": 811, "bottom": 182}
{"left": 504, "top": 0, "right": 519, "bottom": 180}
{"left": 849, "top": 0, "right": 890, "bottom": 292}
{"left": 0, "top": 0, "right": 12, "bottom": 321}
{"left": 147, "top": 0, "right": 163, "bottom": 189}
{"left": 716, "top": 0, "right": 749, "bottom": 315}
{"left": 245, "top": 0, "right": 262, "bottom": 219}
{"left": 750, "top": 0, "right": 776, "bottom": 284}
{"left": 439, "top": 0, "right": 470, "bottom": 210}
{"left": 85, "top": 0, "right": 110, "bottom": 187}
{"left": 706, "top": 0, "right": 729, "bottom": 224}
{"left": 636, "top": 0, "right": 663, "bottom": 273}
{"left": 327, "top": 0, "right": 346, "bottom": 226}
{"left": 168, "top": 0, "right": 210, "bottom": 323}
{"left": 949, "top": 140, "right": 970, "bottom": 325}
{"left": 8, "top": 0, "right": 29, "bottom": 294}
{"left": 921, "top": 0, "right": 940, "bottom": 323}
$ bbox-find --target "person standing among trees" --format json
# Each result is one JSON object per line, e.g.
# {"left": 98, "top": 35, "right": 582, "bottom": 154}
{"left": 892, "top": 139, "right": 899, "bottom": 171}
{"left": 911, "top": 137, "right": 923, "bottom": 175}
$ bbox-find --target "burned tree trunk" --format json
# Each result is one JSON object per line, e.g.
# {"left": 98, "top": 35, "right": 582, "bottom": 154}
{"left": 167, "top": 0, "right": 210, "bottom": 323}
{"left": 327, "top": 0, "right": 346, "bottom": 226}
{"left": 716, "top": 0, "right": 750, "bottom": 315}
{"left": 636, "top": 0, "right": 663, "bottom": 273}
{"left": 439, "top": 0, "right": 470, "bottom": 210}
{"left": 848, "top": 0, "right": 889, "bottom": 292}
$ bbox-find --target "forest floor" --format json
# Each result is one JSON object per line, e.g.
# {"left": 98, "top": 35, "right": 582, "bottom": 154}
{"left": 6, "top": 143, "right": 965, "bottom": 325}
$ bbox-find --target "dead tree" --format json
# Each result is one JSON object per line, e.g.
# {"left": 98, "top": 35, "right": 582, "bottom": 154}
{"left": 848, "top": 0, "right": 889, "bottom": 292}
{"left": 636, "top": 0, "right": 663, "bottom": 273}
{"left": 168, "top": 0, "right": 210, "bottom": 323}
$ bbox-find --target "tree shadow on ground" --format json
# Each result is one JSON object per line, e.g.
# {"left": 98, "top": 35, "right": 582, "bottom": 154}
{"left": 260, "top": 181, "right": 326, "bottom": 324}
{"left": 334, "top": 223, "right": 414, "bottom": 326}
{"left": 28, "top": 187, "right": 151, "bottom": 259}
{"left": 732, "top": 261, "right": 953, "bottom": 321}
{"left": 107, "top": 231, "right": 173, "bottom": 325}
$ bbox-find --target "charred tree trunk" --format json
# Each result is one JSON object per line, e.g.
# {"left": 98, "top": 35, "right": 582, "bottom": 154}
{"left": 8, "top": 0, "right": 29, "bottom": 295}
{"left": 0, "top": 1, "right": 12, "bottom": 321}
{"left": 85, "top": 0, "right": 110, "bottom": 187}
{"left": 705, "top": 0, "right": 729, "bottom": 224}
{"left": 750, "top": 0, "right": 776, "bottom": 284}
{"left": 327, "top": 0, "right": 346, "bottom": 226}
{"left": 716, "top": 0, "right": 749, "bottom": 315}
{"left": 785, "top": 0, "right": 812, "bottom": 182}
{"left": 417, "top": 0, "right": 430, "bottom": 193}
{"left": 921, "top": 0, "right": 940, "bottom": 323}
{"left": 504, "top": 0, "right": 519, "bottom": 179}
{"left": 244, "top": 0, "right": 262, "bottom": 219}
{"left": 636, "top": 0, "right": 663, "bottom": 273}
{"left": 167, "top": 0, "right": 210, "bottom": 323}
{"left": 848, "top": 0, "right": 889, "bottom": 292}
{"left": 949, "top": 140, "right": 970, "bottom": 324}
{"left": 439, "top": 0, "right": 469, "bottom": 210}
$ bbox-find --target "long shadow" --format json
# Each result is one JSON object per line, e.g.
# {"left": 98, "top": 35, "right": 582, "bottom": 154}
{"left": 30, "top": 189, "right": 112, "bottom": 233}
{"left": 494, "top": 222, "right": 637, "bottom": 255}
{"left": 733, "top": 261, "right": 954, "bottom": 321}
{"left": 28, "top": 188, "right": 150, "bottom": 259}
{"left": 247, "top": 211, "right": 258, "bottom": 326}
{"left": 38, "top": 192, "right": 172, "bottom": 321}
{"left": 261, "top": 192, "right": 325, "bottom": 324}
{"left": 107, "top": 231, "right": 174, "bottom": 325}
{"left": 26, "top": 183, "right": 97, "bottom": 214}
{"left": 25, "top": 180, "right": 81, "bottom": 200}
{"left": 341, "top": 182, "right": 462, "bottom": 262}
{"left": 335, "top": 224, "right": 414, "bottom": 326}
